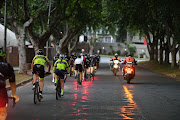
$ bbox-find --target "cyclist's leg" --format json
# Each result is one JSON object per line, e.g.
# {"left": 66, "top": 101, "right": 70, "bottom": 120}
{"left": 78, "top": 64, "right": 83, "bottom": 81}
{"left": 60, "top": 70, "right": 65, "bottom": 95}
{"left": 39, "top": 69, "right": 45, "bottom": 95}
{"left": 74, "top": 65, "right": 78, "bottom": 77}
{"left": 0, "top": 106, "right": 7, "bottom": 120}
{"left": 32, "top": 65, "right": 39, "bottom": 84}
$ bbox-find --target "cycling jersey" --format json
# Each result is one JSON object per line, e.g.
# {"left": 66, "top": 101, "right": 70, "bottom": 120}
{"left": 0, "top": 62, "right": 15, "bottom": 108}
{"left": 75, "top": 58, "right": 83, "bottom": 65}
{"left": 53, "top": 59, "right": 70, "bottom": 73}
{"left": 32, "top": 55, "right": 49, "bottom": 66}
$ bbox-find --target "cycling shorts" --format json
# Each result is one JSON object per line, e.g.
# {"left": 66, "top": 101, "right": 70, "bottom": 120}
{"left": 0, "top": 88, "right": 8, "bottom": 108}
{"left": 75, "top": 64, "right": 82, "bottom": 72}
{"left": 33, "top": 64, "right": 45, "bottom": 78}
{"left": 55, "top": 69, "right": 66, "bottom": 79}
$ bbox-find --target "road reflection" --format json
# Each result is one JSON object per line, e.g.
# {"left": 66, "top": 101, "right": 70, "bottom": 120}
{"left": 120, "top": 85, "right": 137, "bottom": 119}
{"left": 65, "top": 80, "right": 94, "bottom": 118}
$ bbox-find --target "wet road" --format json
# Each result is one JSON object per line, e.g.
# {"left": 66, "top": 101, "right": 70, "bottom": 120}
{"left": 7, "top": 63, "right": 180, "bottom": 120}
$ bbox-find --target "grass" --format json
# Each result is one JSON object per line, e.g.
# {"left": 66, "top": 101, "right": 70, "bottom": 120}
{"left": 139, "top": 61, "right": 180, "bottom": 78}
{"left": 6, "top": 70, "right": 32, "bottom": 87}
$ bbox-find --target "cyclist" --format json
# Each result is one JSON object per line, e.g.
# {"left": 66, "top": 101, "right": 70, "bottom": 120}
{"left": 90, "top": 55, "right": 97, "bottom": 74}
{"left": 74, "top": 54, "right": 84, "bottom": 85}
{"left": 53, "top": 53, "right": 60, "bottom": 66}
{"left": 53, "top": 54, "right": 70, "bottom": 96}
{"left": 96, "top": 54, "right": 101, "bottom": 69}
{"left": 0, "top": 50, "right": 19, "bottom": 120}
{"left": 31, "top": 49, "right": 51, "bottom": 99}
{"left": 52, "top": 53, "right": 60, "bottom": 83}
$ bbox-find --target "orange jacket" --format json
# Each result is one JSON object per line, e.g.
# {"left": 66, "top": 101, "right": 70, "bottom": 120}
{"left": 110, "top": 57, "right": 121, "bottom": 62}
{"left": 122, "top": 56, "right": 136, "bottom": 64}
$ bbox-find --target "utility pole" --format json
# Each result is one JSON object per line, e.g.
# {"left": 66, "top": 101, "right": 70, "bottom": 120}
{"left": 46, "top": 0, "right": 51, "bottom": 57}
{"left": 4, "top": 0, "right": 7, "bottom": 53}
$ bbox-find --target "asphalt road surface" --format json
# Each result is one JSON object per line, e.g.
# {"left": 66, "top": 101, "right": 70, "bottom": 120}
{"left": 7, "top": 63, "right": 180, "bottom": 120}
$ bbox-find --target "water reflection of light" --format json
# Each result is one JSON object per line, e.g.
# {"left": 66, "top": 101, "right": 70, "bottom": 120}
{"left": 66, "top": 80, "right": 93, "bottom": 118}
{"left": 120, "top": 85, "right": 137, "bottom": 119}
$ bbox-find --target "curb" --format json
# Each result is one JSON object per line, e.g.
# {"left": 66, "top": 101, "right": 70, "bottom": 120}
{"left": 6, "top": 78, "right": 33, "bottom": 91}
{"left": 6, "top": 73, "right": 52, "bottom": 91}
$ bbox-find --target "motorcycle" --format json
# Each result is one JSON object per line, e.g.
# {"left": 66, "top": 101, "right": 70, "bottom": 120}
{"left": 123, "top": 62, "right": 135, "bottom": 84}
{"left": 111, "top": 60, "right": 120, "bottom": 76}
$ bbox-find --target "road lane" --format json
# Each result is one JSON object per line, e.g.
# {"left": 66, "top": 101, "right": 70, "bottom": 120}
{"left": 6, "top": 63, "right": 180, "bottom": 120}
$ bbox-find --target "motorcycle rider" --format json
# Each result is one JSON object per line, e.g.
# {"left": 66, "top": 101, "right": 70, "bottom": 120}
{"left": 110, "top": 53, "right": 121, "bottom": 70}
{"left": 122, "top": 55, "right": 137, "bottom": 77}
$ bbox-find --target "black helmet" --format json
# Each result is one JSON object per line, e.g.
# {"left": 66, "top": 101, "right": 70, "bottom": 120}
{"left": 37, "top": 49, "right": 43, "bottom": 55}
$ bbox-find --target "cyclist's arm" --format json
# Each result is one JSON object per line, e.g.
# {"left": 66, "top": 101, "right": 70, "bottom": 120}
{"left": 8, "top": 64, "right": 19, "bottom": 103}
{"left": 47, "top": 61, "right": 51, "bottom": 73}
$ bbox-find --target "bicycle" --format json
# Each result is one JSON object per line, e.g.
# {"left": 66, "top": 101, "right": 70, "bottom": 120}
{"left": 77, "top": 71, "right": 82, "bottom": 85}
{"left": 56, "top": 72, "right": 69, "bottom": 100}
{"left": 32, "top": 71, "right": 51, "bottom": 104}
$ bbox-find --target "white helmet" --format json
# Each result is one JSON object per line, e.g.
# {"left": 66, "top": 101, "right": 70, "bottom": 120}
{"left": 59, "top": 54, "right": 65, "bottom": 59}
{"left": 115, "top": 53, "right": 118, "bottom": 56}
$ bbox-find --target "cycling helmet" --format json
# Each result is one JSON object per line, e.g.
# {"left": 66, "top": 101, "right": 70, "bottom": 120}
{"left": 56, "top": 53, "right": 60, "bottom": 56}
{"left": 115, "top": 53, "right": 118, "bottom": 56}
{"left": 59, "top": 54, "right": 65, "bottom": 59}
{"left": 0, "top": 50, "right": 6, "bottom": 60}
{"left": 37, "top": 49, "right": 43, "bottom": 55}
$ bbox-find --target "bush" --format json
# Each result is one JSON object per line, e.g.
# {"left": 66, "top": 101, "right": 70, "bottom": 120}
{"left": 116, "top": 50, "right": 121, "bottom": 56}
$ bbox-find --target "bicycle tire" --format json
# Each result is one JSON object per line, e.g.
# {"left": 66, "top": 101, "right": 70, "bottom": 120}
{"left": 70, "top": 66, "right": 72, "bottom": 77}
{"left": 56, "top": 79, "right": 61, "bottom": 100}
{"left": 92, "top": 68, "right": 95, "bottom": 81}
{"left": 84, "top": 69, "right": 87, "bottom": 81}
{"left": 34, "top": 83, "right": 38, "bottom": 104}
{"left": 38, "top": 85, "right": 41, "bottom": 102}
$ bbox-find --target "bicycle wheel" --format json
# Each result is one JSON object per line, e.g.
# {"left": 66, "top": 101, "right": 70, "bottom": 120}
{"left": 92, "top": 68, "right": 95, "bottom": 81}
{"left": 70, "top": 66, "right": 72, "bottom": 77}
{"left": 84, "top": 69, "right": 87, "bottom": 81}
{"left": 38, "top": 84, "right": 41, "bottom": 102}
{"left": 56, "top": 79, "right": 61, "bottom": 100}
{"left": 34, "top": 83, "right": 38, "bottom": 104}
{"left": 77, "top": 72, "right": 81, "bottom": 85}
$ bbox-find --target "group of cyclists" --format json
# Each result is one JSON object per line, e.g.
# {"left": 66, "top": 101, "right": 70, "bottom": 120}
{"left": 0, "top": 48, "right": 137, "bottom": 120}
{"left": 32, "top": 49, "right": 101, "bottom": 99}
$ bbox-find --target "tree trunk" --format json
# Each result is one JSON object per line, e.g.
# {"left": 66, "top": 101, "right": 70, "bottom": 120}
{"left": 171, "top": 49, "right": 177, "bottom": 68}
{"left": 12, "top": 22, "right": 27, "bottom": 74}
{"left": 159, "top": 38, "right": 163, "bottom": 64}
{"left": 68, "top": 34, "right": 79, "bottom": 56}
{"left": 89, "top": 32, "right": 96, "bottom": 55}
{"left": 153, "top": 35, "right": 158, "bottom": 62}
{"left": 165, "top": 48, "right": 170, "bottom": 64}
